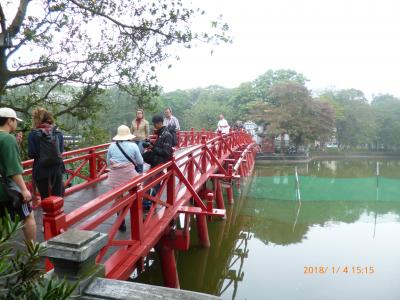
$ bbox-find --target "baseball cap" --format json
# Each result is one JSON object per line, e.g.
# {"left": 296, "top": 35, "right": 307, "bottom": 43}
{"left": 0, "top": 107, "right": 23, "bottom": 121}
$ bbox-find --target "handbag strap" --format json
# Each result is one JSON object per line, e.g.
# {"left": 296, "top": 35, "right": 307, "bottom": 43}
{"left": 116, "top": 142, "right": 137, "bottom": 167}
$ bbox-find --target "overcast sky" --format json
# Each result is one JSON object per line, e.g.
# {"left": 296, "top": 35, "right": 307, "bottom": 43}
{"left": 157, "top": 0, "right": 400, "bottom": 99}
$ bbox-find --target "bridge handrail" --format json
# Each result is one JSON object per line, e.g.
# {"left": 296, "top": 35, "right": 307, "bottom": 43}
{"left": 39, "top": 130, "right": 256, "bottom": 279}
{"left": 63, "top": 131, "right": 251, "bottom": 225}
{"left": 22, "top": 129, "right": 252, "bottom": 196}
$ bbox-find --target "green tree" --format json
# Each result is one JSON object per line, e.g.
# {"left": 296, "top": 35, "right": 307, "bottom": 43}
{"left": 0, "top": 213, "right": 76, "bottom": 299}
{"left": 371, "top": 94, "right": 400, "bottom": 150}
{"left": 320, "top": 89, "right": 375, "bottom": 148}
{"left": 0, "top": 0, "right": 230, "bottom": 119}
{"left": 249, "top": 82, "right": 335, "bottom": 148}
{"left": 228, "top": 82, "right": 256, "bottom": 119}
{"left": 181, "top": 98, "right": 233, "bottom": 131}
{"left": 252, "top": 69, "right": 308, "bottom": 102}
{"left": 159, "top": 85, "right": 232, "bottom": 130}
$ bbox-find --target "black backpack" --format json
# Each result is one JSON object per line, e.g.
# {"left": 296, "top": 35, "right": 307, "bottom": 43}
{"left": 35, "top": 127, "right": 63, "bottom": 167}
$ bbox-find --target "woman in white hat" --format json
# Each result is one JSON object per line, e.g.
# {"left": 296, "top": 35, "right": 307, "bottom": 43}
{"left": 107, "top": 125, "right": 143, "bottom": 231}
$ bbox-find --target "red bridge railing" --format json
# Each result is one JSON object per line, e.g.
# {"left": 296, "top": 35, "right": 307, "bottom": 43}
{"left": 22, "top": 129, "right": 222, "bottom": 197}
{"left": 23, "top": 129, "right": 257, "bottom": 288}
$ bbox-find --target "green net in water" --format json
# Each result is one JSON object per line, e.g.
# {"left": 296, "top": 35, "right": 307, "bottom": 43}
{"left": 248, "top": 176, "right": 400, "bottom": 202}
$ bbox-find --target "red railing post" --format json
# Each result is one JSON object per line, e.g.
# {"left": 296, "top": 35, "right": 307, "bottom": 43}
{"left": 42, "top": 196, "right": 66, "bottom": 240}
{"left": 206, "top": 192, "right": 214, "bottom": 212}
{"left": 130, "top": 187, "right": 142, "bottom": 242}
{"left": 195, "top": 188, "right": 211, "bottom": 247}
{"left": 226, "top": 164, "right": 234, "bottom": 204}
{"left": 196, "top": 212, "right": 210, "bottom": 248}
{"left": 167, "top": 152, "right": 176, "bottom": 206}
{"left": 89, "top": 149, "right": 97, "bottom": 180}
{"left": 214, "top": 178, "right": 225, "bottom": 210}
{"left": 176, "top": 130, "right": 181, "bottom": 148}
{"left": 187, "top": 153, "right": 194, "bottom": 186}
{"left": 156, "top": 239, "right": 180, "bottom": 288}
{"left": 217, "top": 132, "right": 223, "bottom": 159}
{"left": 201, "top": 135, "right": 207, "bottom": 172}
{"left": 42, "top": 196, "right": 66, "bottom": 271}
{"left": 190, "top": 128, "right": 195, "bottom": 145}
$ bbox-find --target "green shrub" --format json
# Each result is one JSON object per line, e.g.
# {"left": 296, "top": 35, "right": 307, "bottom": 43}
{"left": 0, "top": 212, "right": 77, "bottom": 300}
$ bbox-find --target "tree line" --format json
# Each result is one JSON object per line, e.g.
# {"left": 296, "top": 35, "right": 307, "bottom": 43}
{"left": 159, "top": 69, "right": 400, "bottom": 151}
{"left": 6, "top": 68, "right": 400, "bottom": 152}
{"left": 3, "top": 2, "right": 398, "bottom": 151}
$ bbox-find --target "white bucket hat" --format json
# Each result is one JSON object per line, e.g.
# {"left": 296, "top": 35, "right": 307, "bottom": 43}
{"left": 0, "top": 107, "right": 23, "bottom": 121}
{"left": 113, "top": 125, "right": 135, "bottom": 141}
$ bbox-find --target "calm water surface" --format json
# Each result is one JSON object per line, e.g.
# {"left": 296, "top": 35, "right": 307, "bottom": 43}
{"left": 135, "top": 160, "right": 400, "bottom": 300}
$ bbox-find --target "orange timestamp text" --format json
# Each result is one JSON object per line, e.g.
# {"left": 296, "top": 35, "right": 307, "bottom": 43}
{"left": 304, "top": 266, "right": 375, "bottom": 275}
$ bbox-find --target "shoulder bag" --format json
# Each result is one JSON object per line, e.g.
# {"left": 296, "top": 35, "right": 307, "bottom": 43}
{"left": 0, "top": 168, "right": 23, "bottom": 209}
{"left": 115, "top": 142, "right": 140, "bottom": 172}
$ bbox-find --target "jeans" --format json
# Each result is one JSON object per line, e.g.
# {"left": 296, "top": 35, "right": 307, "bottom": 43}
{"left": 135, "top": 140, "right": 144, "bottom": 154}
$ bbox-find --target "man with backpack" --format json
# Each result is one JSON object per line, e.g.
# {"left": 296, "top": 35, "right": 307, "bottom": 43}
{"left": 0, "top": 107, "right": 36, "bottom": 241}
{"left": 28, "top": 108, "right": 65, "bottom": 200}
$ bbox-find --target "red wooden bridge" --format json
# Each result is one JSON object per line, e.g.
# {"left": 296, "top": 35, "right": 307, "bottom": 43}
{"left": 22, "top": 129, "right": 257, "bottom": 288}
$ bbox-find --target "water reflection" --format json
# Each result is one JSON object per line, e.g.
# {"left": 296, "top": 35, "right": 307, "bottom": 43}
{"left": 135, "top": 160, "right": 400, "bottom": 300}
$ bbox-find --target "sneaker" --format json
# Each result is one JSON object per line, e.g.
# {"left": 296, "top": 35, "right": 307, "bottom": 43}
{"left": 119, "top": 220, "right": 127, "bottom": 232}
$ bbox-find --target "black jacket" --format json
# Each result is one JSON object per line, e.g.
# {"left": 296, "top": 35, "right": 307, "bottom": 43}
{"left": 144, "top": 126, "right": 173, "bottom": 167}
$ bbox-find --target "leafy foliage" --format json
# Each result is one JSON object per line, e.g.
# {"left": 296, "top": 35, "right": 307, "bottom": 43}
{"left": 319, "top": 89, "right": 376, "bottom": 148}
{"left": 371, "top": 94, "right": 400, "bottom": 150}
{"left": 249, "top": 82, "right": 335, "bottom": 147}
{"left": 252, "top": 69, "right": 308, "bottom": 102}
{"left": 0, "top": 212, "right": 76, "bottom": 300}
{"left": 0, "top": 0, "right": 230, "bottom": 119}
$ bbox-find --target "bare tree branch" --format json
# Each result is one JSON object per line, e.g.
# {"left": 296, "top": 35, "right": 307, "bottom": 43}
{"left": 6, "top": 9, "right": 55, "bottom": 59}
{"left": 8, "top": 64, "right": 58, "bottom": 79}
{"left": 28, "top": 80, "right": 62, "bottom": 108}
{"left": 54, "top": 85, "right": 98, "bottom": 117}
{"left": 68, "top": 0, "right": 172, "bottom": 39}
{"left": 7, "top": 0, "right": 31, "bottom": 38}
{"left": 5, "top": 74, "right": 50, "bottom": 89}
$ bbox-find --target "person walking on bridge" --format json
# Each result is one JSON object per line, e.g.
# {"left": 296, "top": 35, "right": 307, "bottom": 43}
{"left": 107, "top": 125, "right": 143, "bottom": 188}
{"left": 163, "top": 107, "right": 180, "bottom": 131}
{"left": 0, "top": 107, "right": 36, "bottom": 241}
{"left": 28, "top": 108, "right": 65, "bottom": 202}
{"left": 107, "top": 125, "right": 143, "bottom": 231}
{"left": 131, "top": 109, "right": 149, "bottom": 158}
{"left": 163, "top": 107, "right": 179, "bottom": 147}
{"left": 217, "top": 114, "right": 230, "bottom": 134}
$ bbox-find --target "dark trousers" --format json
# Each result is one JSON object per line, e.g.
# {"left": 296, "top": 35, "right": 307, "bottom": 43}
{"left": 35, "top": 173, "right": 64, "bottom": 199}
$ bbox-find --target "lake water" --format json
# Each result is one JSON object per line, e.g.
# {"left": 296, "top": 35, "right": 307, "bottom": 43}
{"left": 135, "top": 160, "right": 400, "bottom": 300}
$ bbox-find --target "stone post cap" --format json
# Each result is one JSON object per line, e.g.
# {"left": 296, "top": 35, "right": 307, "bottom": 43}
{"left": 41, "top": 229, "right": 108, "bottom": 262}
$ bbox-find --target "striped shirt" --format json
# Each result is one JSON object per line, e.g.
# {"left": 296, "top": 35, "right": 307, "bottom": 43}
{"left": 163, "top": 116, "right": 180, "bottom": 131}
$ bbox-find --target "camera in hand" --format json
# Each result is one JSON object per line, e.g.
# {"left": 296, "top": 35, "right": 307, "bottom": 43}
{"left": 142, "top": 139, "right": 152, "bottom": 149}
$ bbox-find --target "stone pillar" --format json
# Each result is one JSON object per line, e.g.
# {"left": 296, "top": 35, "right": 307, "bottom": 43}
{"left": 41, "top": 229, "right": 108, "bottom": 294}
